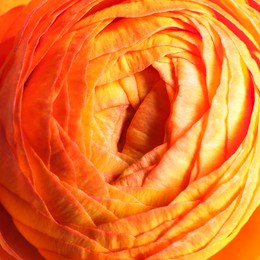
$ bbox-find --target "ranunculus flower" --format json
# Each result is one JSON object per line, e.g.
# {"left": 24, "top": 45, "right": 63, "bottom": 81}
{"left": 0, "top": 0, "right": 259, "bottom": 259}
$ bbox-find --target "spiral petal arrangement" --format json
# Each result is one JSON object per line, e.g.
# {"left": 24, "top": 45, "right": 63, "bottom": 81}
{"left": 0, "top": 0, "right": 259, "bottom": 259}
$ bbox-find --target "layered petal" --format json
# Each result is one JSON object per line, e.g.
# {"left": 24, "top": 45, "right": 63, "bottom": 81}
{"left": 0, "top": 0, "right": 259, "bottom": 259}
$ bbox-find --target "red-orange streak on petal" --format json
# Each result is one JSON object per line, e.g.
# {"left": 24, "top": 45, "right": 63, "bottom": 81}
{"left": 0, "top": 6, "right": 24, "bottom": 67}
{"left": 0, "top": 205, "right": 44, "bottom": 260}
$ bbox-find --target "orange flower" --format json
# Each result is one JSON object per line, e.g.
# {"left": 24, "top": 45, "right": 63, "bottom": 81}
{"left": 0, "top": 0, "right": 259, "bottom": 259}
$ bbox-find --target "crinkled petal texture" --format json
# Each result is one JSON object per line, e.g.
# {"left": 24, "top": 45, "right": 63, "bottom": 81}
{"left": 0, "top": 0, "right": 259, "bottom": 259}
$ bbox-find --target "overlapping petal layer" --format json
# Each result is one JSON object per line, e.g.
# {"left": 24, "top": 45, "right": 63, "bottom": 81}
{"left": 0, "top": 0, "right": 259, "bottom": 259}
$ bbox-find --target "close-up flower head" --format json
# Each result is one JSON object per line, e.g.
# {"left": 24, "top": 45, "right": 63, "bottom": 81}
{"left": 0, "top": 0, "right": 259, "bottom": 259}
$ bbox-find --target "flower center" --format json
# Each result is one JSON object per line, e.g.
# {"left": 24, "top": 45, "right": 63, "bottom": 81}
{"left": 92, "top": 65, "right": 171, "bottom": 161}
